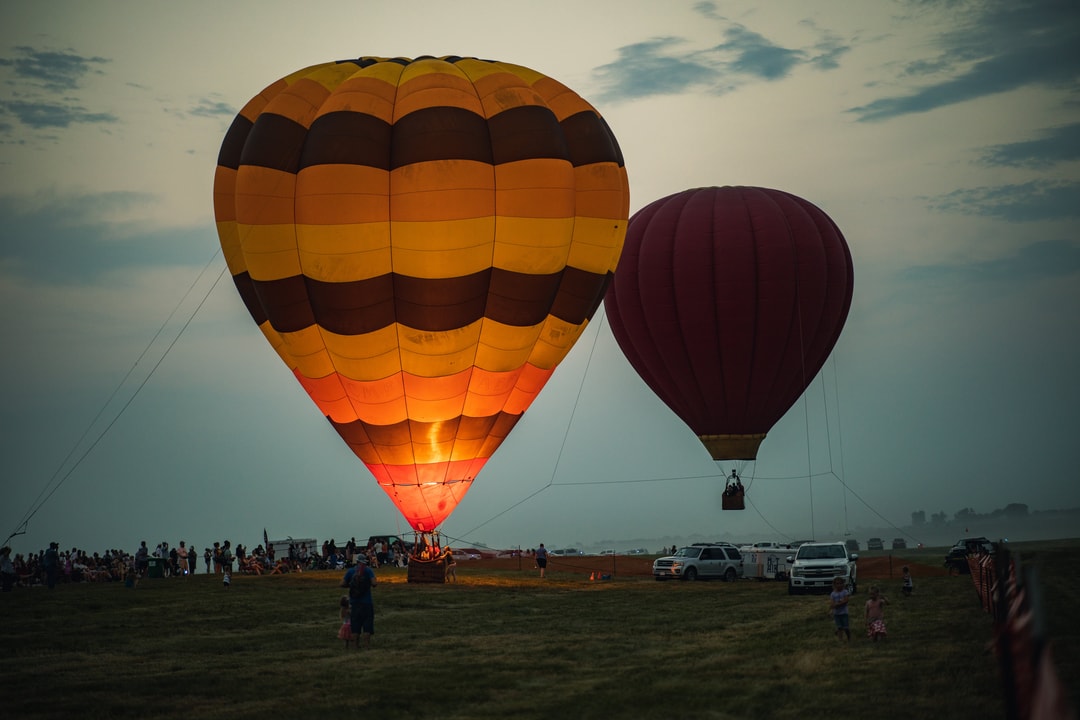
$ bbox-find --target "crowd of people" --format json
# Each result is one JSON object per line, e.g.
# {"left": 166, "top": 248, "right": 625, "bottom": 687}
{"left": 0, "top": 535, "right": 412, "bottom": 591}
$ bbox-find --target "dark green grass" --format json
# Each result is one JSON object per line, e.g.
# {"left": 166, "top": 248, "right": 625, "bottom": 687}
{"left": 4, "top": 540, "right": 1075, "bottom": 720}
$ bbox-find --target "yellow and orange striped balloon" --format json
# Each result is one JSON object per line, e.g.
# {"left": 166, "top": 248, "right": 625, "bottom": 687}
{"left": 213, "top": 56, "right": 629, "bottom": 531}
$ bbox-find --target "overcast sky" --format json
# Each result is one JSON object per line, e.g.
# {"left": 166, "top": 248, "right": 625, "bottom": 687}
{"left": 2, "top": 0, "right": 1078, "bottom": 556}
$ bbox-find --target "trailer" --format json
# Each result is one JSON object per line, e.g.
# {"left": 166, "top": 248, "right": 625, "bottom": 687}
{"left": 739, "top": 548, "right": 792, "bottom": 581}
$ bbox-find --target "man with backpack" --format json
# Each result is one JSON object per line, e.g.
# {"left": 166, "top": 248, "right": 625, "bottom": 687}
{"left": 340, "top": 555, "right": 377, "bottom": 649}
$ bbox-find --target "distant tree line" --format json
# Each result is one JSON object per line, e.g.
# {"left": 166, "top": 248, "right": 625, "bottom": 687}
{"left": 911, "top": 504, "right": 1030, "bottom": 526}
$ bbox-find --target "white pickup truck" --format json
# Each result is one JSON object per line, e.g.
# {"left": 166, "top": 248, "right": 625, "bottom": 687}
{"left": 786, "top": 541, "right": 857, "bottom": 595}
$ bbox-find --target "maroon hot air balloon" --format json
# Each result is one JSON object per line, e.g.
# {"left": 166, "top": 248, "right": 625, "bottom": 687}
{"left": 604, "top": 186, "right": 853, "bottom": 474}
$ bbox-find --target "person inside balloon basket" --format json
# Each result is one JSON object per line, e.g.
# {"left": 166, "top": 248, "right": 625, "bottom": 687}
{"left": 724, "top": 470, "right": 744, "bottom": 497}
{"left": 341, "top": 555, "right": 377, "bottom": 649}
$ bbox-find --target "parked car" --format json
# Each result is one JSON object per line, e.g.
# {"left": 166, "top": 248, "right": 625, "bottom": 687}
{"left": 550, "top": 548, "right": 584, "bottom": 557}
{"left": 653, "top": 545, "right": 743, "bottom": 582}
{"left": 891, "top": 538, "right": 907, "bottom": 549}
{"left": 787, "top": 541, "right": 857, "bottom": 595}
{"left": 844, "top": 539, "right": 860, "bottom": 553}
{"left": 867, "top": 538, "right": 884, "bottom": 550}
{"left": 944, "top": 537, "right": 995, "bottom": 574}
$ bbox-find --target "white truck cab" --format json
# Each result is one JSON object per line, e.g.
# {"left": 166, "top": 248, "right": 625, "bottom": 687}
{"left": 787, "top": 541, "right": 857, "bottom": 595}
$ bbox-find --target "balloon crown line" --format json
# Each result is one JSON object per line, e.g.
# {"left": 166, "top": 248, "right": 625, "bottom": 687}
{"left": 333, "top": 55, "right": 499, "bottom": 67}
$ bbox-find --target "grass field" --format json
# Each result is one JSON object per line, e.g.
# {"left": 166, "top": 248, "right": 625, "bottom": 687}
{"left": 5, "top": 540, "right": 1076, "bottom": 720}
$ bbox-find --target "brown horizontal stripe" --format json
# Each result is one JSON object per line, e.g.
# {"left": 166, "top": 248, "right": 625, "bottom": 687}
{"left": 390, "top": 272, "right": 488, "bottom": 331}
{"left": 217, "top": 114, "right": 253, "bottom": 170}
{"left": 306, "top": 274, "right": 398, "bottom": 335}
{"left": 246, "top": 267, "right": 606, "bottom": 335}
{"left": 391, "top": 106, "right": 493, "bottom": 168}
{"left": 561, "top": 111, "right": 624, "bottom": 167}
{"left": 239, "top": 113, "right": 308, "bottom": 173}
{"left": 231, "top": 272, "right": 266, "bottom": 325}
{"left": 488, "top": 269, "right": 562, "bottom": 323}
{"left": 252, "top": 275, "right": 315, "bottom": 333}
{"left": 489, "top": 105, "right": 567, "bottom": 165}
{"left": 300, "top": 111, "right": 392, "bottom": 169}
{"left": 549, "top": 267, "right": 613, "bottom": 325}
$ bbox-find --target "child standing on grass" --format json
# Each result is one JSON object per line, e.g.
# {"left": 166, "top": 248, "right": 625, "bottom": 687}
{"left": 828, "top": 576, "right": 851, "bottom": 641}
{"left": 223, "top": 570, "right": 231, "bottom": 589}
{"left": 865, "top": 586, "right": 889, "bottom": 641}
{"left": 901, "top": 566, "right": 913, "bottom": 596}
{"left": 337, "top": 596, "right": 353, "bottom": 649}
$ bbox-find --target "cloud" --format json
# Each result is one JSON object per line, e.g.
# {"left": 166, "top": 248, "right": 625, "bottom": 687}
{"left": 719, "top": 26, "right": 806, "bottom": 80}
{"left": 0, "top": 47, "right": 109, "bottom": 92}
{"left": 0, "top": 46, "right": 117, "bottom": 134}
{"left": 0, "top": 99, "right": 117, "bottom": 129}
{"left": 592, "top": 38, "right": 716, "bottom": 102}
{"left": 978, "top": 122, "right": 1080, "bottom": 168}
{"left": 903, "top": 238, "right": 1080, "bottom": 283}
{"left": 592, "top": 16, "right": 846, "bottom": 102}
{"left": 927, "top": 179, "right": 1080, "bottom": 222}
{"left": 188, "top": 97, "right": 237, "bottom": 119}
{"left": 850, "top": 0, "right": 1080, "bottom": 122}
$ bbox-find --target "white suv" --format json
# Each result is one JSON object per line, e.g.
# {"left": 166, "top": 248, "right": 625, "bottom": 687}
{"left": 787, "top": 541, "right": 857, "bottom": 595}
{"left": 653, "top": 544, "right": 744, "bottom": 582}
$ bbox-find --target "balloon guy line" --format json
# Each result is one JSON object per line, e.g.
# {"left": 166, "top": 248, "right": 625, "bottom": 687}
{"left": 4, "top": 251, "right": 227, "bottom": 547}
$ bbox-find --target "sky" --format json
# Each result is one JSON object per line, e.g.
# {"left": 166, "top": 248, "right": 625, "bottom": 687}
{"left": 2, "top": 0, "right": 1078, "bottom": 557}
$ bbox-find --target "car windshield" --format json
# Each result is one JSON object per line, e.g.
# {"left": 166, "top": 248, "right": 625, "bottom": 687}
{"left": 674, "top": 547, "right": 702, "bottom": 558}
{"left": 798, "top": 545, "right": 846, "bottom": 560}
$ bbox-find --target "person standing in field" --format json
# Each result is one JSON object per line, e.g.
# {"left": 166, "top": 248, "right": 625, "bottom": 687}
{"left": 133, "top": 541, "right": 149, "bottom": 580}
{"left": 444, "top": 548, "right": 457, "bottom": 583}
{"left": 535, "top": 543, "right": 548, "bottom": 578}
{"left": 341, "top": 555, "right": 377, "bottom": 649}
{"left": 337, "top": 595, "right": 353, "bottom": 649}
{"left": 865, "top": 586, "right": 889, "bottom": 641}
{"left": 901, "top": 566, "right": 913, "bottom": 596}
{"left": 1, "top": 546, "right": 16, "bottom": 592}
{"left": 828, "top": 576, "right": 851, "bottom": 641}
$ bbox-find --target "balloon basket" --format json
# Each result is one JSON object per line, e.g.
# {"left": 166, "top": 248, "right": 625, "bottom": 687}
{"left": 407, "top": 556, "right": 450, "bottom": 584}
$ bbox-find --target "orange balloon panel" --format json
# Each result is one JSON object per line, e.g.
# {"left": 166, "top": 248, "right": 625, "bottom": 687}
{"left": 214, "top": 56, "right": 628, "bottom": 531}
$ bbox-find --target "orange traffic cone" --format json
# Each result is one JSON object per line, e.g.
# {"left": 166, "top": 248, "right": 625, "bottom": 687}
{"left": 589, "top": 571, "right": 595, "bottom": 581}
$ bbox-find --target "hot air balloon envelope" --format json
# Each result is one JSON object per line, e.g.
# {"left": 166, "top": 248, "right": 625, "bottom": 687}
{"left": 604, "top": 186, "right": 853, "bottom": 462}
{"left": 214, "top": 56, "right": 629, "bottom": 530}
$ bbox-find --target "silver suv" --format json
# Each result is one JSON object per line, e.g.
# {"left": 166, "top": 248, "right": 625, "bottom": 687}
{"left": 653, "top": 544, "right": 744, "bottom": 582}
{"left": 787, "top": 541, "right": 857, "bottom": 595}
